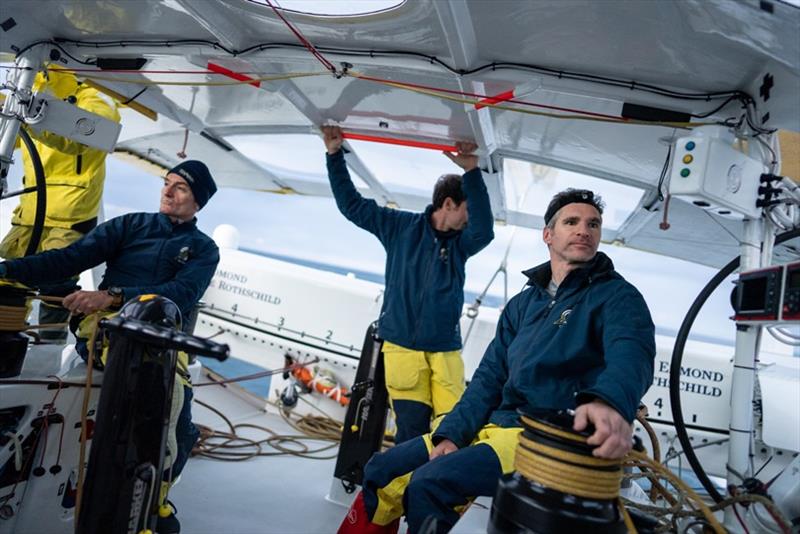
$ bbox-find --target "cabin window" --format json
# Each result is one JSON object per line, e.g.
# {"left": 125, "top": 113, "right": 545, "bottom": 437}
{"left": 271, "top": 0, "right": 405, "bottom": 17}
{"left": 501, "top": 157, "right": 643, "bottom": 231}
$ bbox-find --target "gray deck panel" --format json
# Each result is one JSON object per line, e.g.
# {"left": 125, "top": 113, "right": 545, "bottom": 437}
{"left": 174, "top": 382, "right": 490, "bottom": 533}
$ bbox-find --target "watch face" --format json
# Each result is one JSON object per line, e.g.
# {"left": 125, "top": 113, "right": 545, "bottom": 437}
{"left": 108, "top": 287, "right": 123, "bottom": 297}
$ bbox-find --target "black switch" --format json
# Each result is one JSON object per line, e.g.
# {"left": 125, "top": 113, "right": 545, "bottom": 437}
{"left": 1, "top": 17, "right": 16, "bottom": 32}
{"left": 760, "top": 73, "right": 774, "bottom": 102}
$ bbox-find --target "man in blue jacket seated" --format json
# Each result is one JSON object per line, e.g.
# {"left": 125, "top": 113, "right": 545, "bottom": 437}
{"left": 337, "top": 188, "right": 656, "bottom": 534}
{"left": 322, "top": 126, "right": 495, "bottom": 444}
{"left": 0, "top": 160, "right": 219, "bottom": 534}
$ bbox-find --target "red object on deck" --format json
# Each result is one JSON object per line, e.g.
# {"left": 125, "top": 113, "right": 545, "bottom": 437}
{"left": 337, "top": 492, "right": 399, "bottom": 534}
{"left": 292, "top": 365, "right": 350, "bottom": 407}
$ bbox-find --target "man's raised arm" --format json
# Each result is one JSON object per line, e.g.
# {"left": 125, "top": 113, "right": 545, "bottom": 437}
{"left": 322, "top": 125, "right": 404, "bottom": 245}
{"left": 445, "top": 142, "right": 494, "bottom": 256}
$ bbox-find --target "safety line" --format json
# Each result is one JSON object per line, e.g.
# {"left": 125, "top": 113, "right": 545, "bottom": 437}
{"left": 352, "top": 72, "right": 624, "bottom": 121}
{"left": 350, "top": 71, "right": 710, "bottom": 129}
{"left": 20, "top": 38, "right": 754, "bottom": 104}
{"left": 59, "top": 65, "right": 627, "bottom": 121}
{"left": 262, "top": 0, "right": 337, "bottom": 74}
{"left": 64, "top": 68, "right": 220, "bottom": 74}
{"left": 23, "top": 66, "right": 713, "bottom": 128}
{"left": 75, "top": 71, "right": 328, "bottom": 86}
{"left": 24, "top": 65, "right": 709, "bottom": 127}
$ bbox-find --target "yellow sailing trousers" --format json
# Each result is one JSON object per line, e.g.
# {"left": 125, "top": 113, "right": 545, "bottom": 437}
{"left": 371, "top": 424, "right": 522, "bottom": 526}
{"left": 382, "top": 341, "right": 465, "bottom": 416}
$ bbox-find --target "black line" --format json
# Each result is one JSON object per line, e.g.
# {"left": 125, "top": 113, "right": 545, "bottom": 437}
{"left": 199, "top": 131, "right": 234, "bottom": 152}
{"left": 121, "top": 86, "right": 147, "bottom": 105}
{"left": 646, "top": 418, "right": 730, "bottom": 436}
{"left": 49, "top": 38, "right": 754, "bottom": 106}
{"left": 200, "top": 311, "right": 360, "bottom": 361}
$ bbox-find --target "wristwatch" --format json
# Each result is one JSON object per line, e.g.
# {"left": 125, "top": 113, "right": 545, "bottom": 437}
{"left": 107, "top": 286, "right": 124, "bottom": 308}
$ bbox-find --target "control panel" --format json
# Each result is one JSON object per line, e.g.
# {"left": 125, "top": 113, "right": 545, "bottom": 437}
{"left": 782, "top": 263, "right": 800, "bottom": 320}
{"left": 26, "top": 93, "right": 121, "bottom": 153}
{"left": 670, "top": 126, "right": 765, "bottom": 219}
{"left": 734, "top": 261, "right": 800, "bottom": 324}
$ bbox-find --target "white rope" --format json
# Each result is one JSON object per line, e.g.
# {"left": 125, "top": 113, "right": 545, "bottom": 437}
{"left": 3, "top": 431, "right": 22, "bottom": 471}
{"left": 766, "top": 326, "right": 800, "bottom": 346}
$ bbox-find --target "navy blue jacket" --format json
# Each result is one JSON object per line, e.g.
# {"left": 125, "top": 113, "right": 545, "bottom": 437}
{"left": 4, "top": 212, "right": 219, "bottom": 319}
{"left": 326, "top": 149, "right": 494, "bottom": 351}
{"left": 434, "top": 252, "right": 655, "bottom": 447}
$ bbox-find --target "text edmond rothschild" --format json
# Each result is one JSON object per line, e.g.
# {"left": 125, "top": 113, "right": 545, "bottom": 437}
{"left": 210, "top": 270, "right": 281, "bottom": 305}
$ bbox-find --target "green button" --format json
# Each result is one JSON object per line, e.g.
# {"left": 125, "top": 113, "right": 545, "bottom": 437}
{"left": 680, "top": 168, "right": 690, "bottom": 177}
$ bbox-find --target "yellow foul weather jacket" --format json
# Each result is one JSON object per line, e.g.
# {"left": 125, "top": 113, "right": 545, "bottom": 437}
{"left": 11, "top": 69, "right": 121, "bottom": 231}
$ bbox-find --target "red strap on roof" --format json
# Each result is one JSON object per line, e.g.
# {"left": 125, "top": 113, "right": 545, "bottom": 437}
{"left": 207, "top": 62, "right": 261, "bottom": 88}
{"left": 475, "top": 90, "right": 515, "bottom": 110}
{"left": 343, "top": 132, "right": 457, "bottom": 152}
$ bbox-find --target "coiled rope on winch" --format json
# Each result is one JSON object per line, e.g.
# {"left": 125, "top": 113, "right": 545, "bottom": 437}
{"left": 516, "top": 414, "right": 623, "bottom": 501}
{"left": 513, "top": 412, "right": 726, "bottom": 534}
{"left": 0, "top": 303, "right": 29, "bottom": 331}
{"left": 0, "top": 283, "right": 67, "bottom": 332}
{"left": 0, "top": 283, "right": 32, "bottom": 332}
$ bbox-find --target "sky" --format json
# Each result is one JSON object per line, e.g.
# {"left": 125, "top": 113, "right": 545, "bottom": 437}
{"left": 272, "top": 0, "right": 404, "bottom": 15}
{"left": 0, "top": 141, "right": 742, "bottom": 345}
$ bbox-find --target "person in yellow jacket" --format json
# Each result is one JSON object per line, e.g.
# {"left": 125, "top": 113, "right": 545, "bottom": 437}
{"left": 0, "top": 67, "right": 120, "bottom": 341}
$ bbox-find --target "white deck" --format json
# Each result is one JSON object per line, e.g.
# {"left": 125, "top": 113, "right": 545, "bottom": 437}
{"left": 175, "top": 373, "right": 491, "bottom": 534}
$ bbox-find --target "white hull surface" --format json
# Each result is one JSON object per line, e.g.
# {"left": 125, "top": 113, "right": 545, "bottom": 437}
{"left": 195, "top": 246, "right": 500, "bottom": 420}
{"left": 0, "top": 346, "right": 101, "bottom": 534}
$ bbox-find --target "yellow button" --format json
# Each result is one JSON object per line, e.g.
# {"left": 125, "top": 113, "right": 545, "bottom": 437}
{"left": 683, "top": 154, "right": 693, "bottom": 164}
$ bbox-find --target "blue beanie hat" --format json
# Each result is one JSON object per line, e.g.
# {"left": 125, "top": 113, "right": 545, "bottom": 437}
{"left": 168, "top": 160, "right": 217, "bottom": 209}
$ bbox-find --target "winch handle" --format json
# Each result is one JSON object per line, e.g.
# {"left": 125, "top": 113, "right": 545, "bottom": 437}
{"left": 100, "top": 316, "right": 229, "bottom": 361}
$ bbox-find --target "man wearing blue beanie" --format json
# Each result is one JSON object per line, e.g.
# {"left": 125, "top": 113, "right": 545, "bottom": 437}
{"left": 0, "top": 159, "right": 220, "bottom": 534}
{"left": 167, "top": 160, "right": 217, "bottom": 211}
